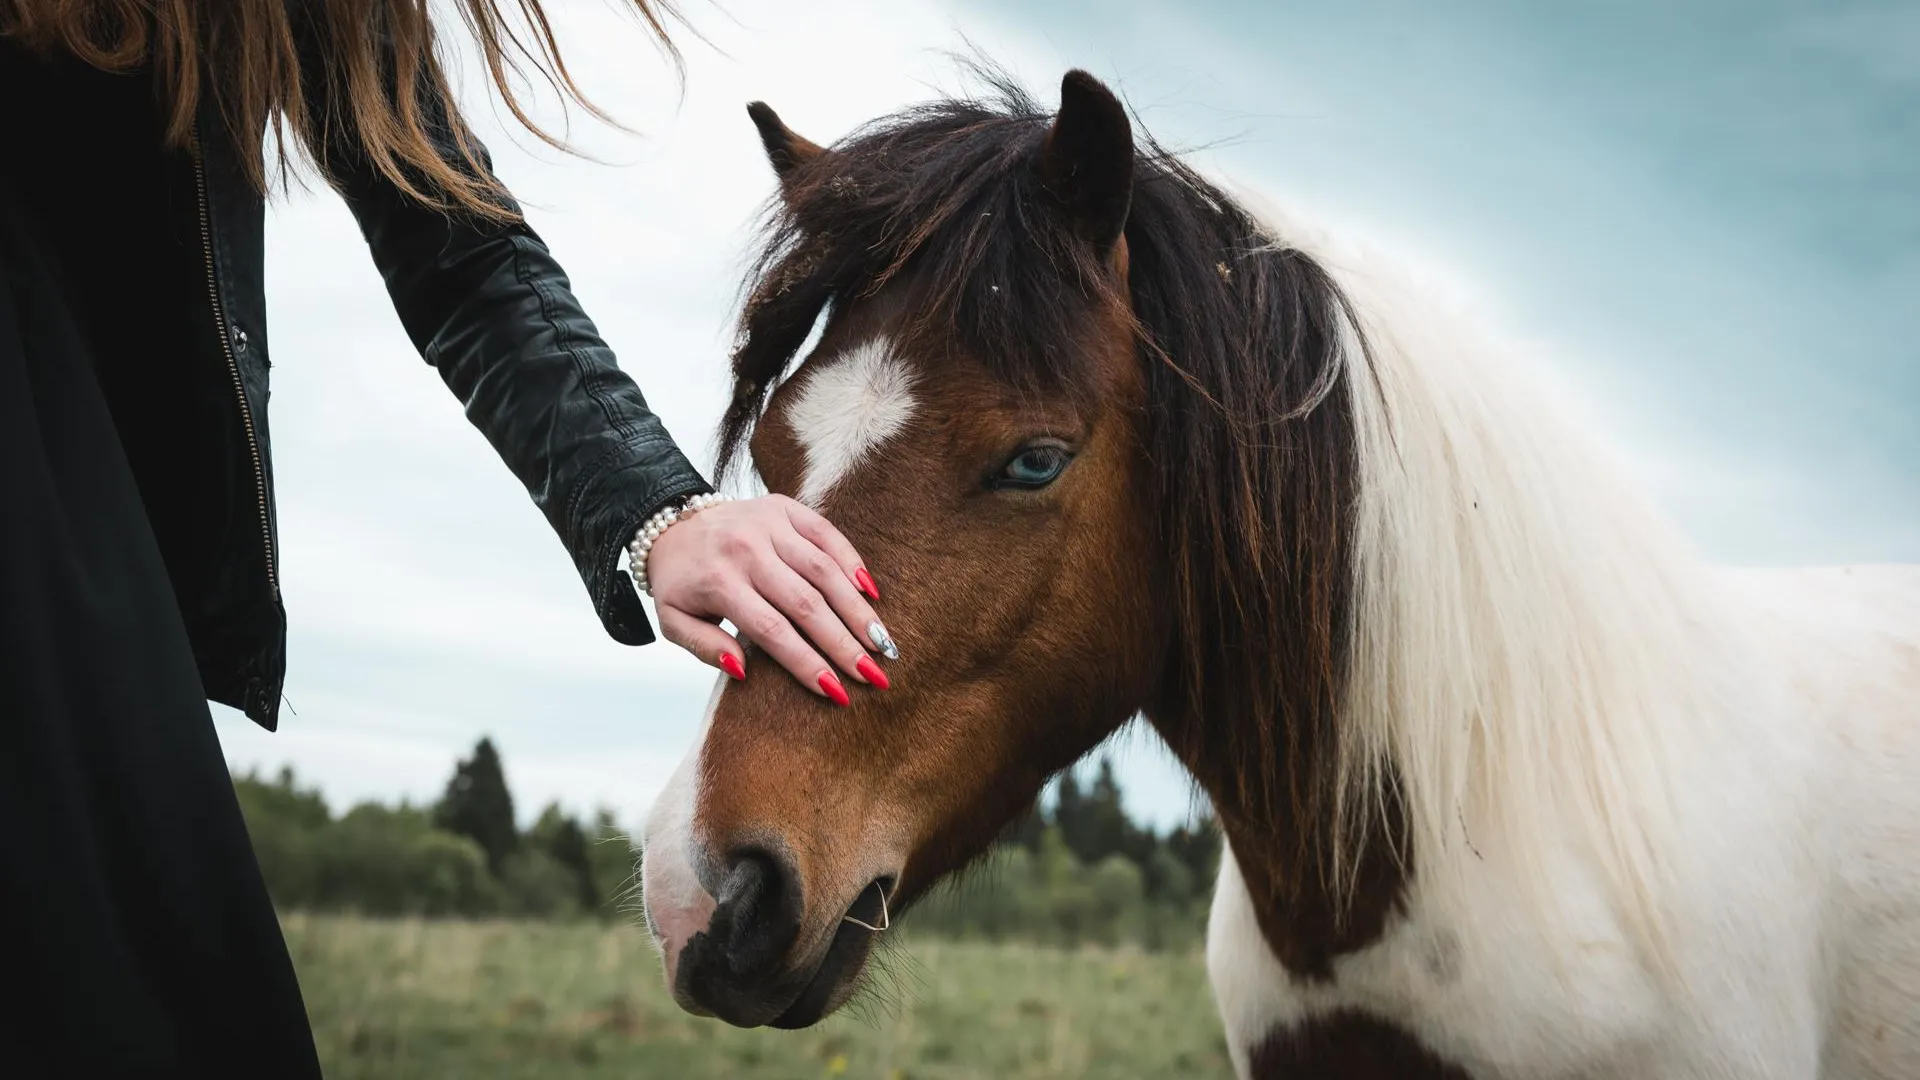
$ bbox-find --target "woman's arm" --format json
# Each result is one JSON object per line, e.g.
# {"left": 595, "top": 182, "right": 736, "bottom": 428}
{"left": 292, "top": 25, "right": 887, "bottom": 698}
{"left": 339, "top": 147, "right": 705, "bottom": 647}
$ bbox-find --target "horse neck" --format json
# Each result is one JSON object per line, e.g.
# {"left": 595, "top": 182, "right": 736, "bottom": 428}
{"left": 1147, "top": 694, "right": 1409, "bottom": 981}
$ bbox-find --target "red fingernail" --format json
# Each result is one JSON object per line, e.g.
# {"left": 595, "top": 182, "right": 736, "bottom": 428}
{"left": 855, "top": 655, "right": 890, "bottom": 690}
{"left": 854, "top": 567, "right": 880, "bottom": 601}
{"left": 818, "top": 670, "right": 850, "bottom": 707}
{"left": 720, "top": 653, "right": 746, "bottom": 681}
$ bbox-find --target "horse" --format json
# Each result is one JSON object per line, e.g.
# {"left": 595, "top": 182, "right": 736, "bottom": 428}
{"left": 638, "top": 68, "right": 1920, "bottom": 1078}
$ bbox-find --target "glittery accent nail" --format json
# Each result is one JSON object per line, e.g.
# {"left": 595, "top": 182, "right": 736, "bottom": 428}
{"left": 867, "top": 621, "right": 899, "bottom": 661}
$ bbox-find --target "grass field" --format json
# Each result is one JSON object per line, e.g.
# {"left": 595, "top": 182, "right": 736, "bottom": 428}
{"left": 284, "top": 914, "right": 1235, "bottom": 1079}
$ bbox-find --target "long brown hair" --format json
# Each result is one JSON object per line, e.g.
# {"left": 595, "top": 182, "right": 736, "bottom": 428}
{"left": 0, "top": 0, "right": 683, "bottom": 218}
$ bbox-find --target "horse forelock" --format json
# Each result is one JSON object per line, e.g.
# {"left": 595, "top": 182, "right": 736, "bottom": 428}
{"left": 721, "top": 74, "right": 1134, "bottom": 482}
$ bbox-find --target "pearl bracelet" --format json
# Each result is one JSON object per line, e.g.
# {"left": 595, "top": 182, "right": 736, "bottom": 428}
{"left": 628, "top": 491, "right": 733, "bottom": 597}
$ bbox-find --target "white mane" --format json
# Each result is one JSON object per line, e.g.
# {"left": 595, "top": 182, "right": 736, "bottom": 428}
{"left": 1210, "top": 190, "right": 1920, "bottom": 1079}
{"left": 1250, "top": 197, "right": 1727, "bottom": 973}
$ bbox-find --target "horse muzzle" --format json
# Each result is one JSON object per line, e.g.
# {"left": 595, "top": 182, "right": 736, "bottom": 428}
{"left": 650, "top": 841, "right": 895, "bottom": 1028}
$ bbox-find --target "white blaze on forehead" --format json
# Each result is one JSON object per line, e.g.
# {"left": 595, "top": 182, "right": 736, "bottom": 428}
{"left": 786, "top": 336, "right": 917, "bottom": 509}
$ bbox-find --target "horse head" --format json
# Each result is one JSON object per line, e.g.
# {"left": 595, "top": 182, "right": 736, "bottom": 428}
{"left": 640, "top": 68, "right": 1360, "bottom": 1028}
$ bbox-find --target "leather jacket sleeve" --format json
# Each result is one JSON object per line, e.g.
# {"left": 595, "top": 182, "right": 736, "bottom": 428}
{"left": 294, "top": 24, "right": 713, "bottom": 647}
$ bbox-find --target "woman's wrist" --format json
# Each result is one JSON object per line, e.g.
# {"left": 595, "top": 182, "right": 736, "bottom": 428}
{"left": 628, "top": 491, "right": 733, "bottom": 596}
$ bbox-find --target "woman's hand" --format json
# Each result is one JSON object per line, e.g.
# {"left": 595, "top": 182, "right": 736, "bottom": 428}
{"left": 644, "top": 495, "right": 892, "bottom": 704}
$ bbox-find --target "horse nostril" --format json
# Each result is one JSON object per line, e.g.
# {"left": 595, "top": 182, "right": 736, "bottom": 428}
{"left": 714, "top": 848, "right": 801, "bottom": 977}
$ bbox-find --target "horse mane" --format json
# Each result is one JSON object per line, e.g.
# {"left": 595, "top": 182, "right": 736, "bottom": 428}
{"left": 721, "top": 68, "right": 1711, "bottom": 966}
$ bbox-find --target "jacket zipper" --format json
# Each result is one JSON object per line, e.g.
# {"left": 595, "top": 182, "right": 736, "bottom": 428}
{"left": 191, "top": 126, "right": 279, "bottom": 598}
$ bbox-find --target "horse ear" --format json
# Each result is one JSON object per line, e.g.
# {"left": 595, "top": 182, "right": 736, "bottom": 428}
{"left": 746, "top": 101, "right": 826, "bottom": 180}
{"left": 1037, "top": 70, "right": 1134, "bottom": 252}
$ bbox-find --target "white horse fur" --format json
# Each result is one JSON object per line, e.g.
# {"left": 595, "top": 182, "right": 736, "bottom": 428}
{"left": 1204, "top": 197, "right": 1920, "bottom": 1079}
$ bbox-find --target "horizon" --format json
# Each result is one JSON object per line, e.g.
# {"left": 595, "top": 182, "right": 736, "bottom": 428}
{"left": 235, "top": 733, "right": 1189, "bottom": 838}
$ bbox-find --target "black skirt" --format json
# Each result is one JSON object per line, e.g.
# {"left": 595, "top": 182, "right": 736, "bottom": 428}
{"left": 0, "top": 191, "right": 322, "bottom": 1075}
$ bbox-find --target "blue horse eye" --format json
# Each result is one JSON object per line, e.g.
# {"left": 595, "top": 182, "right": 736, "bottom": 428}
{"left": 996, "top": 445, "right": 1072, "bottom": 489}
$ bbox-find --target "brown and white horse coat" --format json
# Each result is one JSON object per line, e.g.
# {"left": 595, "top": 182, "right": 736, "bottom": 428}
{"left": 642, "top": 70, "right": 1920, "bottom": 1078}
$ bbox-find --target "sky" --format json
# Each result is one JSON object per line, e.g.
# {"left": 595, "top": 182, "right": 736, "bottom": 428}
{"left": 212, "top": 0, "right": 1919, "bottom": 833}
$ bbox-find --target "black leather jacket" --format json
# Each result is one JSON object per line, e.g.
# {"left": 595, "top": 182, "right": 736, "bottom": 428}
{"left": 153, "top": 20, "right": 712, "bottom": 731}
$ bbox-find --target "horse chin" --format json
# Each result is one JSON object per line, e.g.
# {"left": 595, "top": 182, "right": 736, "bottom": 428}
{"left": 768, "top": 915, "right": 881, "bottom": 1028}
{"left": 770, "top": 874, "right": 895, "bottom": 1027}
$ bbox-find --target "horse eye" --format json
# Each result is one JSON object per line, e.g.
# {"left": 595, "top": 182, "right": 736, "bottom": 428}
{"left": 992, "top": 444, "right": 1073, "bottom": 490}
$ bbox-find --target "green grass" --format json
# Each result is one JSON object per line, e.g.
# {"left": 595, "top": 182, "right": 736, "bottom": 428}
{"left": 284, "top": 914, "right": 1235, "bottom": 1079}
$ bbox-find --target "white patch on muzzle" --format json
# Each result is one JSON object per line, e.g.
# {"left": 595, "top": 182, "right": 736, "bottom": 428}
{"left": 640, "top": 675, "right": 727, "bottom": 985}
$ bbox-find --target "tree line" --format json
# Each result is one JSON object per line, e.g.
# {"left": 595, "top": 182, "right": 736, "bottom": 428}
{"left": 234, "top": 738, "right": 633, "bottom": 920}
{"left": 906, "top": 759, "right": 1221, "bottom": 950}
{"left": 234, "top": 738, "right": 1220, "bottom": 949}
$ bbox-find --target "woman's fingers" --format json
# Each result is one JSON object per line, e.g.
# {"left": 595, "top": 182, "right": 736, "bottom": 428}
{"left": 747, "top": 554, "right": 885, "bottom": 691}
{"left": 780, "top": 496, "right": 880, "bottom": 601}
{"left": 656, "top": 605, "right": 746, "bottom": 681}
{"left": 719, "top": 584, "right": 852, "bottom": 705}
{"left": 771, "top": 530, "right": 891, "bottom": 683}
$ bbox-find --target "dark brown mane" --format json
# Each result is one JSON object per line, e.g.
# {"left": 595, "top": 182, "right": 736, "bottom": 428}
{"left": 720, "top": 69, "right": 1392, "bottom": 953}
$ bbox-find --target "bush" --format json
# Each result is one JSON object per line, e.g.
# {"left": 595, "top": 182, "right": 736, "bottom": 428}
{"left": 905, "top": 826, "right": 1205, "bottom": 951}
{"left": 585, "top": 812, "right": 641, "bottom": 916}
{"left": 498, "top": 847, "right": 584, "bottom": 918}
{"left": 315, "top": 803, "right": 500, "bottom": 916}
